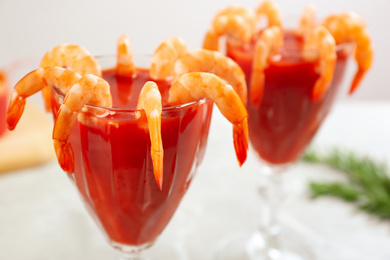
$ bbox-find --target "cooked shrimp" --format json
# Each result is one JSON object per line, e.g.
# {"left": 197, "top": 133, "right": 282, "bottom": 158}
{"left": 298, "top": 4, "right": 317, "bottom": 38}
{"left": 203, "top": 30, "right": 220, "bottom": 52}
{"left": 117, "top": 34, "right": 135, "bottom": 77}
{"left": 255, "top": 0, "right": 283, "bottom": 30}
{"left": 150, "top": 36, "right": 188, "bottom": 80}
{"left": 168, "top": 72, "right": 248, "bottom": 166}
{"left": 40, "top": 44, "right": 101, "bottom": 111}
{"left": 6, "top": 67, "right": 81, "bottom": 130}
{"left": 322, "top": 11, "right": 373, "bottom": 94}
{"left": 203, "top": 5, "right": 256, "bottom": 51}
{"left": 40, "top": 44, "right": 101, "bottom": 76}
{"left": 250, "top": 26, "right": 282, "bottom": 106}
{"left": 174, "top": 49, "right": 247, "bottom": 105}
{"left": 303, "top": 26, "right": 336, "bottom": 101}
{"left": 137, "top": 81, "right": 163, "bottom": 189}
{"left": 53, "top": 74, "right": 112, "bottom": 174}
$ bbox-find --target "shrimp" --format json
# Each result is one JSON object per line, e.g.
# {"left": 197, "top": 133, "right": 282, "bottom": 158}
{"left": 137, "top": 82, "right": 163, "bottom": 189}
{"left": 322, "top": 11, "right": 373, "bottom": 94}
{"left": 6, "top": 67, "right": 82, "bottom": 130}
{"left": 40, "top": 44, "right": 102, "bottom": 111}
{"left": 116, "top": 34, "right": 135, "bottom": 77}
{"left": 53, "top": 74, "right": 112, "bottom": 174}
{"left": 255, "top": 0, "right": 283, "bottom": 30}
{"left": 303, "top": 26, "right": 336, "bottom": 101}
{"left": 149, "top": 36, "right": 188, "bottom": 80}
{"left": 174, "top": 49, "right": 247, "bottom": 105}
{"left": 298, "top": 4, "right": 317, "bottom": 38}
{"left": 250, "top": 26, "right": 282, "bottom": 106}
{"left": 203, "top": 5, "right": 256, "bottom": 51}
{"left": 168, "top": 72, "right": 248, "bottom": 166}
{"left": 203, "top": 30, "right": 220, "bottom": 52}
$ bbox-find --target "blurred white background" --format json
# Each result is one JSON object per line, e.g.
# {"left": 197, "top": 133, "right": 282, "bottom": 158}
{"left": 0, "top": 0, "right": 388, "bottom": 100}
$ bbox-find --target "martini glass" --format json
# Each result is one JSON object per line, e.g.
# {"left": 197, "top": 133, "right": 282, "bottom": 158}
{"left": 215, "top": 29, "right": 353, "bottom": 259}
{"left": 50, "top": 54, "right": 213, "bottom": 259}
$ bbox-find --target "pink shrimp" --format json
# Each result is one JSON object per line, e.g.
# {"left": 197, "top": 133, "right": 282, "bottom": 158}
{"left": 298, "top": 4, "right": 317, "bottom": 38}
{"left": 137, "top": 81, "right": 163, "bottom": 189}
{"left": 150, "top": 36, "right": 188, "bottom": 80}
{"left": 250, "top": 26, "right": 283, "bottom": 106}
{"left": 303, "top": 26, "right": 337, "bottom": 101}
{"left": 168, "top": 72, "right": 248, "bottom": 166}
{"left": 116, "top": 34, "right": 135, "bottom": 77}
{"left": 40, "top": 44, "right": 101, "bottom": 111}
{"left": 6, "top": 67, "right": 81, "bottom": 130}
{"left": 203, "top": 5, "right": 256, "bottom": 51}
{"left": 255, "top": 0, "right": 283, "bottom": 30}
{"left": 174, "top": 49, "right": 247, "bottom": 105}
{"left": 322, "top": 11, "right": 373, "bottom": 94}
{"left": 53, "top": 74, "right": 112, "bottom": 174}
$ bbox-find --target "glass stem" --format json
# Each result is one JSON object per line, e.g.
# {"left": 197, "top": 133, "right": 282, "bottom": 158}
{"left": 246, "top": 166, "right": 286, "bottom": 259}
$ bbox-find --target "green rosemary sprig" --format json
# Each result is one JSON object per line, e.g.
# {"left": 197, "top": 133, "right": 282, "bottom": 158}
{"left": 303, "top": 148, "right": 390, "bottom": 220}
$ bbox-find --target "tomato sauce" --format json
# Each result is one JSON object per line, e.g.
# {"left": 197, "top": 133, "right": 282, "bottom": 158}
{"left": 226, "top": 31, "right": 350, "bottom": 165}
{"left": 52, "top": 68, "right": 213, "bottom": 246}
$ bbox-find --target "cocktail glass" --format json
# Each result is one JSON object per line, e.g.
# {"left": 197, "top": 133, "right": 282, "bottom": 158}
{"left": 215, "top": 28, "right": 353, "bottom": 259}
{"left": 50, "top": 54, "right": 213, "bottom": 259}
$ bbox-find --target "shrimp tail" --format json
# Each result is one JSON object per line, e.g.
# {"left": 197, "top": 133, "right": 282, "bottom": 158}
{"left": 53, "top": 139, "right": 75, "bottom": 173}
{"left": 349, "top": 67, "right": 367, "bottom": 94}
{"left": 151, "top": 148, "right": 164, "bottom": 190}
{"left": 6, "top": 91, "right": 25, "bottom": 130}
{"left": 52, "top": 75, "right": 112, "bottom": 175}
{"left": 6, "top": 68, "right": 47, "bottom": 129}
{"left": 233, "top": 118, "right": 249, "bottom": 166}
{"left": 53, "top": 104, "right": 79, "bottom": 174}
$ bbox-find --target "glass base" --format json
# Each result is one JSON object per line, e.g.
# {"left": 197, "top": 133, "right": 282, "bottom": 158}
{"left": 214, "top": 230, "right": 315, "bottom": 260}
{"left": 110, "top": 241, "right": 153, "bottom": 260}
{"left": 110, "top": 239, "right": 191, "bottom": 260}
{"left": 110, "top": 241, "right": 153, "bottom": 253}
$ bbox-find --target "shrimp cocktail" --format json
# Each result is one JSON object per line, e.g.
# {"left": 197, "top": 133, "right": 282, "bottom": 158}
{"left": 204, "top": 1, "right": 373, "bottom": 259}
{"left": 6, "top": 35, "right": 249, "bottom": 259}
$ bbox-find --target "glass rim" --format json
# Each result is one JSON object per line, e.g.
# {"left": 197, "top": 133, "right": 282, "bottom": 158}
{"left": 264, "top": 13, "right": 355, "bottom": 53}
{"left": 226, "top": 31, "right": 354, "bottom": 54}
{"left": 53, "top": 53, "right": 210, "bottom": 113}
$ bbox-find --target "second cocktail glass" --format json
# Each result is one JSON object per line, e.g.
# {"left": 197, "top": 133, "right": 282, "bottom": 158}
{"left": 218, "top": 31, "right": 352, "bottom": 260}
{"left": 203, "top": 2, "right": 372, "bottom": 259}
{"left": 49, "top": 54, "right": 214, "bottom": 259}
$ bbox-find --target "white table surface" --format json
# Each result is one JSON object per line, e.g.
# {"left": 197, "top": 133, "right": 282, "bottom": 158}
{"left": 0, "top": 100, "right": 389, "bottom": 260}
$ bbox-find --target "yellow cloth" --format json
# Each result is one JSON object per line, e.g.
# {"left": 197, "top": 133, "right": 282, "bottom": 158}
{"left": 0, "top": 102, "right": 55, "bottom": 173}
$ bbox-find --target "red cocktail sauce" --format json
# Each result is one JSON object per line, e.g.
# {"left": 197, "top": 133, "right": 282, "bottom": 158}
{"left": 227, "top": 31, "right": 349, "bottom": 165}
